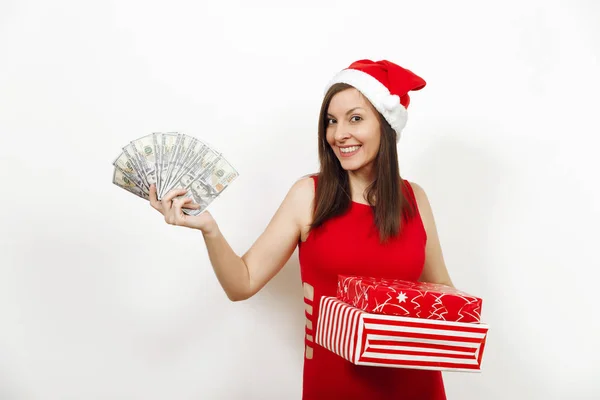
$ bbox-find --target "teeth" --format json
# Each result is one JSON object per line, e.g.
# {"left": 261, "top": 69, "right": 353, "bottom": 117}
{"left": 340, "top": 146, "right": 360, "bottom": 153}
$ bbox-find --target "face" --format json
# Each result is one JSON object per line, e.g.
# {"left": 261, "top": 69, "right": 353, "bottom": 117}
{"left": 325, "top": 87, "right": 381, "bottom": 173}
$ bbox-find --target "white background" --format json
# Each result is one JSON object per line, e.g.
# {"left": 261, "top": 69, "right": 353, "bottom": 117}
{"left": 1, "top": 0, "right": 599, "bottom": 399}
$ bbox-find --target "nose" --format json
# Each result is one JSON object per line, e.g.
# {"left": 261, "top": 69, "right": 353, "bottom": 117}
{"left": 333, "top": 124, "right": 351, "bottom": 142}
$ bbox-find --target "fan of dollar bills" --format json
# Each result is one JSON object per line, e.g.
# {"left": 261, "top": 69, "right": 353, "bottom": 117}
{"left": 112, "top": 132, "right": 238, "bottom": 215}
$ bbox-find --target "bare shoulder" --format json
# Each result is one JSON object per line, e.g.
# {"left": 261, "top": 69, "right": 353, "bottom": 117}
{"left": 287, "top": 174, "right": 316, "bottom": 205}
{"left": 405, "top": 180, "right": 430, "bottom": 208}
{"left": 275, "top": 174, "right": 315, "bottom": 227}
{"left": 291, "top": 174, "right": 317, "bottom": 241}
{"left": 405, "top": 180, "right": 434, "bottom": 227}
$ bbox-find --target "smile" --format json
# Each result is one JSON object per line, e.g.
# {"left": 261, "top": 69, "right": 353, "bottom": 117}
{"left": 340, "top": 145, "right": 361, "bottom": 155}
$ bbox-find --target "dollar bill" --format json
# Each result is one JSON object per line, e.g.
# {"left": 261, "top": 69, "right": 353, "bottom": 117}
{"left": 112, "top": 167, "right": 149, "bottom": 200}
{"left": 178, "top": 155, "right": 238, "bottom": 215}
{"left": 162, "top": 140, "right": 221, "bottom": 197}
{"left": 121, "top": 143, "right": 150, "bottom": 191}
{"left": 131, "top": 133, "right": 158, "bottom": 189}
{"left": 158, "top": 132, "right": 181, "bottom": 199}
{"left": 164, "top": 166, "right": 213, "bottom": 215}
{"left": 162, "top": 133, "right": 183, "bottom": 191}
{"left": 113, "top": 159, "right": 148, "bottom": 194}
{"left": 162, "top": 133, "right": 192, "bottom": 195}
{"left": 152, "top": 132, "right": 163, "bottom": 194}
{"left": 194, "top": 156, "right": 239, "bottom": 195}
{"left": 112, "top": 151, "right": 137, "bottom": 176}
{"left": 113, "top": 132, "right": 238, "bottom": 212}
{"left": 180, "top": 187, "right": 212, "bottom": 216}
{"left": 161, "top": 155, "right": 225, "bottom": 215}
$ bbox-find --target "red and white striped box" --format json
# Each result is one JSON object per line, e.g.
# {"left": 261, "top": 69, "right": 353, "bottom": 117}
{"left": 315, "top": 296, "right": 488, "bottom": 372}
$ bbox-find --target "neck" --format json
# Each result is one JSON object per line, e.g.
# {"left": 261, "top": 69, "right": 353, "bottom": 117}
{"left": 347, "top": 165, "right": 376, "bottom": 203}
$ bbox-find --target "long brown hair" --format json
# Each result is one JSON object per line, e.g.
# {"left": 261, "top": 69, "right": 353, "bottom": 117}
{"left": 310, "top": 83, "right": 416, "bottom": 242}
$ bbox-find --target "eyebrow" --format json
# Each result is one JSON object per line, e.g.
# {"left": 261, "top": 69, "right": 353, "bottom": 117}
{"left": 327, "top": 107, "right": 365, "bottom": 117}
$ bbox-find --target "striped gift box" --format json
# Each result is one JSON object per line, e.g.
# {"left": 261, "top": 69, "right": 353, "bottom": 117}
{"left": 315, "top": 296, "right": 488, "bottom": 372}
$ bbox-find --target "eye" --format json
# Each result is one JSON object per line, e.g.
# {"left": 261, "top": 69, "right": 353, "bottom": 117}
{"left": 350, "top": 115, "right": 362, "bottom": 122}
{"left": 327, "top": 118, "right": 336, "bottom": 125}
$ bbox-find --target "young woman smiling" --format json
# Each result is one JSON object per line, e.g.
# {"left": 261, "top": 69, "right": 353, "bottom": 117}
{"left": 150, "top": 59, "right": 453, "bottom": 400}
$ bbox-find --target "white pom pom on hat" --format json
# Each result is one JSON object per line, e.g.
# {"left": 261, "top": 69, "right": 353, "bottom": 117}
{"left": 324, "top": 59, "right": 426, "bottom": 142}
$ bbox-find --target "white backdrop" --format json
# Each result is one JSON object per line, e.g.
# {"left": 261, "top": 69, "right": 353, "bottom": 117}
{"left": 1, "top": 0, "right": 599, "bottom": 399}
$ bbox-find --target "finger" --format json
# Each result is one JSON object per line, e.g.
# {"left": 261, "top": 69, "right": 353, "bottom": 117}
{"left": 182, "top": 202, "right": 201, "bottom": 209}
{"left": 149, "top": 184, "right": 161, "bottom": 210}
{"left": 171, "top": 197, "right": 195, "bottom": 225}
{"left": 173, "top": 196, "right": 194, "bottom": 210}
{"left": 161, "top": 190, "right": 187, "bottom": 211}
{"left": 163, "top": 188, "right": 190, "bottom": 203}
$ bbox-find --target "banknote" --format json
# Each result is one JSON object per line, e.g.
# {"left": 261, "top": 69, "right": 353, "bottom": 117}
{"left": 163, "top": 141, "right": 221, "bottom": 197}
{"left": 197, "top": 156, "right": 238, "bottom": 194}
{"left": 121, "top": 143, "right": 149, "bottom": 191}
{"left": 161, "top": 133, "right": 183, "bottom": 195}
{"left": 112, "top": 132, "right": 238, "bottom": 213}
{"left": 131, "top": 133, "right": 158, "bottom": 189}
{"left": 112, "top": 150, "right": 137, "bottom": 176}
{"left": 113, "top": 163, "right": 148, "bottom": 194}
{"left": 162, "top": 134, "right": 197, "bottom": 197}
{"left": 176, "top": 156, "right": 238, "bottom": 215}
{"left": 158, "top": 133, "right": 181, "bottom": 199}
{"left": 152, "top": 132, "right": 163, "bottom": 193}
{"left": 112, "top": 167, "right": 149, "bottom": 200}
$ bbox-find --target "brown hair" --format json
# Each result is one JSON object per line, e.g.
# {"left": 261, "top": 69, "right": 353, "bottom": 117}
{"left": 309, "top": 83, "right": 416, "bottom": 242}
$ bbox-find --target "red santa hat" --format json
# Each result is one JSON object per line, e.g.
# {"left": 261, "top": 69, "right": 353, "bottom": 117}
{"left": 324, "top": 59, "right": 426, "bottom": 141}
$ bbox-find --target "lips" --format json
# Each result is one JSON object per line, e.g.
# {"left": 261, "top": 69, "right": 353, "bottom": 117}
{"left": 339, "top": 145, "right": 361, "bottom": 157}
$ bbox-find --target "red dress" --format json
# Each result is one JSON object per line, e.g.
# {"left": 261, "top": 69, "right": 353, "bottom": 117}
{"left": 298, "top": 175, "right": 447, "bottom": 400}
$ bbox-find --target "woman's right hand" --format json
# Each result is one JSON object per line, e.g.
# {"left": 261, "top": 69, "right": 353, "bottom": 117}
{"left": 149, "top": 184, "right": 219, "bottom": 235}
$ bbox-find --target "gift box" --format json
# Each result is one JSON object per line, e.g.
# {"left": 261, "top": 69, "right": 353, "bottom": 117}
{"left": 337, "top": 275, "right": 483, "bottom": 323}
{"left": 315, "top": 296, "right": 488, "bottom": 372}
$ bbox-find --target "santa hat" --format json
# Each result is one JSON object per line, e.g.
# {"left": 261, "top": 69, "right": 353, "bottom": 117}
{"left": 324, "top": 59, "right": 426, "bottom": 141}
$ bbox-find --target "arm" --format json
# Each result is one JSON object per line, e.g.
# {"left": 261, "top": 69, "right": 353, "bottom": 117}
{"left": 409, "top": 182, "right": 454, "bottom": 288}
{"left": 202, "top": 177, "right": 313, "bottom": 301}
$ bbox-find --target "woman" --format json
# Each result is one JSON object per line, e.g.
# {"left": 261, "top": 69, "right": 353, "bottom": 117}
{"left": 149, "top": 59, "right": 454, "bottom": 399}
